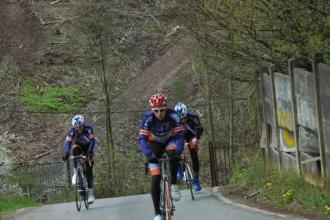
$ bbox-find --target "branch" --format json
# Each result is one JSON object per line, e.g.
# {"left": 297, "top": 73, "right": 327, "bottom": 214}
{"left": 50, "top": 0, "right": 61, "bottom": 5}
{"left": 33, "top": 12, "right": 80, "bottom": 26}
{"left": 32, "top": 150, "right": 54, "bottom": 159}
{"left": 244, "top": 189, "right": 263, "bottom": 200}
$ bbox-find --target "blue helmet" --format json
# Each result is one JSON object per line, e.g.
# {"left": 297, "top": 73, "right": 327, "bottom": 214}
{"left": 72, "top": 115, "right": 84, "bottom": 127}
{"left": 174, "top": 102, "right": 187, "bottom": 118}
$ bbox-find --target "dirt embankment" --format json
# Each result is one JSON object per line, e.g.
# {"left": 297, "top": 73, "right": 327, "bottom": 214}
{"left": 0, "top": 2, "right": 44, "bottom": 163}
{"left": 0, "top": 1, "right": 43, "bottom": 74}
{"left": 0, "top": 2, "right": 193, "bottom": 164}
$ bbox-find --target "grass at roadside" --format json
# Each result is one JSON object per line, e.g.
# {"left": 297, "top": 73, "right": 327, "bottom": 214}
{"left": 228, "top": 153, "right": 330, "bottom": 218}
{"left": 0, "top": 196, "right": 38, "bottom": 216}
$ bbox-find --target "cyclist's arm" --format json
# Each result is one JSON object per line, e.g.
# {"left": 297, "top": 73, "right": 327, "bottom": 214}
{"left": 175, "top": 130, "right": 185, "bottom": 153}
{"left": 193, "top": 115, "right": 204, "bottom": 139}
{"left": 65, "top": 128, "right": 75, "bottom": 155}
{"left": 172, "top": 112, "right": 185, "bottom": 153}
{"left": 139, "top": 113, "right": 153, "bottom": 158}
{"left": 87, "top": 127, "right": 96, "bottom": 154}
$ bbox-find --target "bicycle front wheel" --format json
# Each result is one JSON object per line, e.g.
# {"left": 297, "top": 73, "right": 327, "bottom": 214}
{"left": 165, "top": 181, "right": 172, "bottom": 220}
{"left": 75, "top": 171, "right": 83, "bottom": 211}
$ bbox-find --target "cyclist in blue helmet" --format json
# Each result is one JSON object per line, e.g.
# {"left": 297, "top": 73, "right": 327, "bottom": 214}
{"left": 63, "top": 114, "right": 96, "bottom": 204}
{"left": 175, "top": 102, "right": 204, "bottom": 192}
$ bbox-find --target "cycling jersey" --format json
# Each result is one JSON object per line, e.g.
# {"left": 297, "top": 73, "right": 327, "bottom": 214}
{"left": 139, "top": 109, "right": 185, "bottom": 158}
{"left": 65, "top": 125, "right": 96, "bottom": 155}
{"left": 184, "top": 112, "right": 204, "bottom": 141}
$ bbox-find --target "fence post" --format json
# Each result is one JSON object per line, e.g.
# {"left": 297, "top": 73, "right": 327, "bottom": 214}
{"left": 259, "top": 68, "right": 272, "bottom": 164}
{"left": 269, "top": 64, "right": 282, "bottom": 170}
{"left": 208, "top": 140, "right": 218, "bottom": 186}
{"left": 66, "top": 160, "right": 71, "bottom": 187}
{"left": 214, "top": 142, "right": 218, "bottom": 186}
{"left": 312, "top": 54, "right": 327, "bottom": 178}
{"left": 288, "top": 59, "right": 302, "bottom": 175}
{"left": 208, "top": 141, "right": 214, "bottom": 187}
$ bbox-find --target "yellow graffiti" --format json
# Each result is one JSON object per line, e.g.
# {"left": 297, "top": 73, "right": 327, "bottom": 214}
{"left": 277, "top": 109, "right": 293, "bottom": 130}
{"left": 280, "top": 128, "right": 295, "bottom": 148}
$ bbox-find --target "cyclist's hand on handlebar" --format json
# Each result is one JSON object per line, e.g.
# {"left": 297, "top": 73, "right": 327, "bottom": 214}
{"left": 148, "top": 156, "right": 159, "bottom": 164}
{"left": 87, "top": 153, "right": 93, "bottom": 160}
{"left": 62, "top": 153, "right": 70, "bottom": 161}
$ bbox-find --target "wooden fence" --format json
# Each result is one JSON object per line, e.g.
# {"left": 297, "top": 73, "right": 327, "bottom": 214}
{"left": 258, "top": 54, "right": 330, "bottom": 185}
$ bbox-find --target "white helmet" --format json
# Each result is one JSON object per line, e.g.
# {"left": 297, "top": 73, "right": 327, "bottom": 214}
{"left": 72, "top": 115, "right": 84, "bottom": 127}
{"left": 174, "top": 102, "right": 187, "bottom": 118}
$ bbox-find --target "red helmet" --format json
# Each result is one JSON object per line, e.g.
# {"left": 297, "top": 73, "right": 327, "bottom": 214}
{"left": 149, "top": 93, "right": 167, "bottom": 108}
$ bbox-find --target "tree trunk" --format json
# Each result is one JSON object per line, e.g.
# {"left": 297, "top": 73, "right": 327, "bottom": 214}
{"left": 99, "top": 36, "right": 116, "bottom": 187}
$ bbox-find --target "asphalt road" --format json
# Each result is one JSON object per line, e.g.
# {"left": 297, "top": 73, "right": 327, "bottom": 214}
{"left": 13, "top": 189, "right": 298, "bottom": 220}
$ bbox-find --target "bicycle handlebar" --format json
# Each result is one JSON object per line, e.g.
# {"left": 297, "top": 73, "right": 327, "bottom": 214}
{"left": 71, "top": 155, "right": 87, "bottom": 160}
{"left": 158, "top": 157, "right": 171, "bottom": 162}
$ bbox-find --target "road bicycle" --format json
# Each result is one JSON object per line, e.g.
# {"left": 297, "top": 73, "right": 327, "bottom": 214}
{"left": 71, "top": 155, "right": 89, "bottom": 211}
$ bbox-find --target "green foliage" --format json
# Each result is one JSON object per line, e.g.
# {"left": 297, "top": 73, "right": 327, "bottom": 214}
{"left": 142, "top": 22, "right": 157, "bottom": 34}
{"left": 0, "top": 196, "right": 37, "bottom": 215}
{"left": 228, "top": 153, "right": 330, "bottom": 216}
{"left": 93, "top": 149, "right": 149, "bottom": 198}
{"left": 8, "top": 172, "right": 35, "bottom": 194}
{"left": 46, "top": 188, "right": 75, "bottom": 204}
{"left": 178, "top": 0, "right": 330, "bottom": 72}
{"left": 20, "top": 83, "right": 86, "bottom": 113}
{"left": 171, "top": 80, "right": 188, "bottom": 99}
{"left": 229, "top": 155, "right": 274, "bottom": 188}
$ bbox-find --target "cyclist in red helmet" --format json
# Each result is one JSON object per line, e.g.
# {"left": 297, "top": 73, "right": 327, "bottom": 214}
{"left": 139, "top": 93, "right": 185, "bottom": 220}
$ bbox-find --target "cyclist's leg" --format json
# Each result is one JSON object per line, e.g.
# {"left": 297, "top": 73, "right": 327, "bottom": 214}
{"left": 71, "top": 145, "right": 82, "bottom": 185}
{"left": 72, "top": 144, "right": 82, "bottom": 168}
{"left": 166, "top": 139, "right": 181, "bottom": 201}
{"left": 165, "top": 139, "right": 180, "bottom": 185}
{"left": 188, "top": 139, "right": 200, "bottom": 177}
{"left": 148, "top": 141, "right": 163, "bottom": 216}
{"left": 85, "top": 157, "right": 94, "bottom": 189}
{"left": 151, "top": 167, "right": 161, "bottom": 215}
{"left": 81, "top": 145, "right": 95, "bottom": 204}
{"left": 188, "top": 139, "right": 202, "bottom": 191}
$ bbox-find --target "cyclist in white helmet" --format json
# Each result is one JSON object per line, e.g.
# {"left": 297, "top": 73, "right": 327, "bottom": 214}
{"left": 175, "top": 102, "right": 204, "bottom": 191}
{"left": 63, "top": 114, "right": 97, "bottom": 204}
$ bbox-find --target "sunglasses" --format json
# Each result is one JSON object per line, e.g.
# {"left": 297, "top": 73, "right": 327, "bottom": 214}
{"left": 153, "top": 109, "right": 166, "bottom": 113}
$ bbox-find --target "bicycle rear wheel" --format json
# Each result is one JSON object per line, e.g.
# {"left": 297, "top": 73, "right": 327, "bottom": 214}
{"left": 83, "top": 176, "right": 89, "bottom": 209}
{"left": 75, "top": 171, "right": 83, "bottom": 211}
{"left": 185, "top": 163, "right": 195, "bottom": 200}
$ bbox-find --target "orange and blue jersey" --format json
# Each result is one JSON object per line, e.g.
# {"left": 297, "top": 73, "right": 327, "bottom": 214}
{"left": 139, "top": 109, "right": 185, "bottom": 158}
{"left": 65, "top": 125, "right": 96, "bottom": 155}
